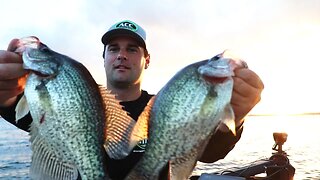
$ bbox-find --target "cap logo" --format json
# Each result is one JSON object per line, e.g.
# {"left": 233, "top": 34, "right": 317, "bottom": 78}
{"left": 116, "top": 21, "right": 138, "bottom": 32}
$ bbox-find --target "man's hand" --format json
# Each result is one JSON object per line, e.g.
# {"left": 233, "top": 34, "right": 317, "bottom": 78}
{"left": 232, "top": 68, "right": 264, "bottom": 121}
{"left": 218, "top": 67, "right": 264, "bottom": 132}
{"left": 0, "top": 39, "right": 28, "bottom": 108}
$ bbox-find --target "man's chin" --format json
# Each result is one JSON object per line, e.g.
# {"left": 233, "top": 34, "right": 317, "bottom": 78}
{"left": 111, "top": 80, "right": 132, "bottom": 89}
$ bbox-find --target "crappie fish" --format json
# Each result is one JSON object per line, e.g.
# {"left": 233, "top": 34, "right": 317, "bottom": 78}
{"left": 126, "top": 52, "right": 247, "bottom": 180}
{"left": 15, "top": 36, "right": 136, "bottom": 180}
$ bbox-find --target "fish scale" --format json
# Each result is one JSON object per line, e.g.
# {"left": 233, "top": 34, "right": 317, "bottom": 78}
{"left": 126, "top": 54, "right": 246, "bottom": 180}
{"left": 15, "top": 36, "right": 138, "bottom": 180}
{"left": 24, "top": 49, "right": 107, "bottom": 179}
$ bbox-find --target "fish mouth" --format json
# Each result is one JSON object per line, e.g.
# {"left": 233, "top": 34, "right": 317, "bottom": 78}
{"left": 202, "top": 75, "right": 230, "bottom": 84}
{"left": 14, "top": 36, "right": 40, "bottom": 54}
{"left": 32, "top": 71, "right": 51, "bottom": 77}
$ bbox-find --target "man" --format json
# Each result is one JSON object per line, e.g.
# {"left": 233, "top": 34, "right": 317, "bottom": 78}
{"left": 0, "top": 20, "right": 264, "bottom": 179}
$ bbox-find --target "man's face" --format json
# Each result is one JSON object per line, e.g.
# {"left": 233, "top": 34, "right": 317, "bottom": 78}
{"left": 104, "top": 36, "right": 149, "bottom": 89}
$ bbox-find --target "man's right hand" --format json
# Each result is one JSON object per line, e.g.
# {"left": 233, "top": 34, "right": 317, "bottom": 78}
{"left": 0, "top": 39, "right": 28, "bottom": 108}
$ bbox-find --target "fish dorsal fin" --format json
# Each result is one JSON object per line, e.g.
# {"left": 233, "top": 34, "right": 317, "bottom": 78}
{"left": 99, "top": 86, "right": 137, "bottom": 159}
{"left": 15, "top": 94, "right": 30, "bottom": 123}
{"left": 221, "top": 104, "right": 236, "bottom": 135}
{"left": 129, "top": 96, "right": 155, "bottom": 150}
{"left": 29, "top": 123, "right": 79, "bottom": 180}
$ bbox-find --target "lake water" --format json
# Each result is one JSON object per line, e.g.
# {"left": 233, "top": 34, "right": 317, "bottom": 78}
{"left": 1, "top": 114, "right": 319, "bottom": 179}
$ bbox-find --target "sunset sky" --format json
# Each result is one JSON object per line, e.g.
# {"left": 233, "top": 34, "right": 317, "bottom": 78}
{"left": 0, "top": 0, "right": 319, "bottom": 115}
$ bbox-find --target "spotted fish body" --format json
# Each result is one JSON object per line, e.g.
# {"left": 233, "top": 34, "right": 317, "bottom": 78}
{"left": 15, "top": 37, "right": 136, "bottom": 180}
{"left": 126, "top": 53, "right": 246, "bottom": 180}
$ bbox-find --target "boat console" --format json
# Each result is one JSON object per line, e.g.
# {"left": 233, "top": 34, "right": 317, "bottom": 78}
{"left": 193, "top": 132, "right": 295, "bottom": 180}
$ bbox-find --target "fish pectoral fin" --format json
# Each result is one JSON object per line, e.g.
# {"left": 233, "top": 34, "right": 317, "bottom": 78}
{"left": 29, "top": 124, "right": 79, "bottom": 180}
{"left": 101, "top": 86, "right": 138, "bottom": 159}
{"left": 221, "top": 104, "right": 236, "bottom": 135}
{"left": 15, "top": 94, "right": 30, "bottom": 123}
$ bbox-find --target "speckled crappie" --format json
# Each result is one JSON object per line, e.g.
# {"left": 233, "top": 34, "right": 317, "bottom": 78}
{"left": 126, "top": 52, "right": 247, "bottom": 180}
{"left": 15, "top": 36, "right": 136, "bottom": 180}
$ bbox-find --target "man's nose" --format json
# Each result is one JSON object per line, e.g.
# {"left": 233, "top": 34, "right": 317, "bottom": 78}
{"left": 117, "top": 50, "right": 128, "bottom": 61}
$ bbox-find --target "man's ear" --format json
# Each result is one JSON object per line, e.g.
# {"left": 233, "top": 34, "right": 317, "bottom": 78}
{"left": 145, "top": 55, "right": 150, "bottom": 69}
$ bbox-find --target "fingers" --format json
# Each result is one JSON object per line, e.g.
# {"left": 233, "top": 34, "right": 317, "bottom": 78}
{"left": 0, "top": 75, "right": 27, "bottom": 89}
{"left": 233, "top": 76, "right": 261, "bottom": 98}
{"left": 0, "top": 38, "right": 22, "bottom": 64}
{"left": 7, "top": 38, "right": 20, "bottom": 52}
{"left": 231, "top": 90, "right": 260, "bottom": 122}
{"left": 0, "top": 38, "right": 27, "bottom": 107}
{"left": 231, "top": 89, "right": 261, "bottom": 109}
{"left": 0, "top": 63, "right": 27, "bottom": 79}
{"left": 0, "top": 88, "right": 24, "bottom": 104}
{"left": 0, "top": 39, "right": 26, "bottom": 79}
{"left": 0, "top": 78, "right": 26, "bottom": 107}
{"left": 234, "top": 68, "right": 264, "bottom": 89}
{"left": 0, "top": 50, "right": 23, "bottom": 63}
{"left": 232, "top": 69, "right": 263, "bottom": 106}
{"left": 231, "top": 68, "right": 264, "bottom": 121}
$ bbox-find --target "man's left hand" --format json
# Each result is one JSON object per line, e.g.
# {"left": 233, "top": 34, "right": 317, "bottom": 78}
{"left": 219, "top": 67, "right": 264, "bottom": 132}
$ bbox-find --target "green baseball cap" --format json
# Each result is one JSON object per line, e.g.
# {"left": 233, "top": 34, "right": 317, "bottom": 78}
{"left": 101, "top": 20, "right": 147, "bottom": 49}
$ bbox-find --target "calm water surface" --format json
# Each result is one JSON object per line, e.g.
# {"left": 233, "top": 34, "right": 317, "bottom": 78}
{"left": 0, "top": 115, "right": 319, "bottom": 179}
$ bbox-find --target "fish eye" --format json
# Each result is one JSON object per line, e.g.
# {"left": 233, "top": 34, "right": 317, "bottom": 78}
{"left": 39, "top": 44, "right": 50, "bottom": 52}
{"left": 212, "top": 54, "right": 221, "bottom": 61}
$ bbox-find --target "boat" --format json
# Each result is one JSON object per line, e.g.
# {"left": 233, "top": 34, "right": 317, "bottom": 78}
{"left": 190, "top": 132, "right": 295, "bottom": 180}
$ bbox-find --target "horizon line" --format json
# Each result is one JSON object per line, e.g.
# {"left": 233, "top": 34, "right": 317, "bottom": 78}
{"left": 249, "top": 112, "right": 320, "bottom": 116}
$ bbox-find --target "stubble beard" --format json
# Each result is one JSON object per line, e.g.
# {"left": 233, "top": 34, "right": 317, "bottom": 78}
{"left": 110, "top": 80, "right": 132, "bottom": 89}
